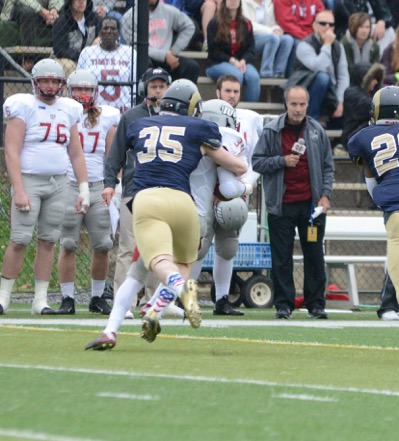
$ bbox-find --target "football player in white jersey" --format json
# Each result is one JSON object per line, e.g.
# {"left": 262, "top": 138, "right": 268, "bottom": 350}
{"left": 0, "top": 59, "right": 89, "bottom": 316}
{"left": 193, "top": 74, "right": 261, "bottom": 315}
{"left": 77, "top": 16, "right": 137, "bottom": 112}
{"left": 56, "top": 69, "right": 120, "bottom": 315}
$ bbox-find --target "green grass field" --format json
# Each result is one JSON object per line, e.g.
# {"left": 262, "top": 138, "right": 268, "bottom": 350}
{"left": 1, "top": 304, "right": 399, "bottom": 441}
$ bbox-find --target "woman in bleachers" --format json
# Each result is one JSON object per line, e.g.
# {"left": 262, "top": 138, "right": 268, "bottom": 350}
{"left": 341, "top": 12, "right": 380, "bottom": 84}
{"left": 206, "top": 0, "right": 260, "bottom": 102}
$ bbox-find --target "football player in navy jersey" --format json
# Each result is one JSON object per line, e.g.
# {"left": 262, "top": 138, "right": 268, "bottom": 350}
{"left": 86, "top": 79, "right": 247, "bottom": 350}
{"left": 348, "top": 85, "right": 399, "bottom": 307}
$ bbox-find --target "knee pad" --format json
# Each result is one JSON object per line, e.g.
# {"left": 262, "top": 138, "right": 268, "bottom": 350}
{"left": 215, "top": 237, "right": 239, "bottom": 260}
{"left": 91, "top": 233, "right": 113, "bottom": 252}
{"left": 61, "top": 237, "right": 78, "bottom": 251}
{"left": 11, "top": 231, "right": 33, "bottom": 246}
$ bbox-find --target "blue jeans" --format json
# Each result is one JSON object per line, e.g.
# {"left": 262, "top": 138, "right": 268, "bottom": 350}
{"left": 307, "top": 71, "right": 330, "bottom": 120}
{"left": 206, "top": 62, "right": 260, "bottom": 102}
{"left": 255, "top": 33, "right": 294, "bottom": 77}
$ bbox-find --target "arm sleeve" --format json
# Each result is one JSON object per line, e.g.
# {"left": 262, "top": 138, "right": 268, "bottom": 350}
{"left": 335, "top": 43, "right": 350, "bottom": 101}
{"left": 296, "top": 41, "right": 333, "bottom": 72}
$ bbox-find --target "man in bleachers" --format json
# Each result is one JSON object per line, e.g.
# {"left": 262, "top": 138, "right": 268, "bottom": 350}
{"left": 274, "top": 0, "right": 326, "bottom": 76}
{"left": 283, "top": 9, "right": 349, "bottom": 127}
{"left": 0, "top": 0, "right": 62, "bottom": 48}
{"left": 121, "top": 0, "right": 200, "bottom": 83}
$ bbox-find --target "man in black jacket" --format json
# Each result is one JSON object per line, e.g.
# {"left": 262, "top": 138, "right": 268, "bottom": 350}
{"left": 103, "top": 67, "right": 171, "bottom": 311}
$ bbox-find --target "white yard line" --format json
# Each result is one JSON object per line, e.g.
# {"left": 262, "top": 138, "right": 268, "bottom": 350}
{"left": 1, "top": 318, "right": 399, "bottom": 328}
{"left": 1, "top": 363, "right": 399, "bottom": 398}
{"left": 272, "top": 393, "right": 338, "bottom": 403}
{"left": 0, "top": 429, "right": 104, "bottom": 441}
{"left": 97, "top": 392, "right": 160, "bottom": 401}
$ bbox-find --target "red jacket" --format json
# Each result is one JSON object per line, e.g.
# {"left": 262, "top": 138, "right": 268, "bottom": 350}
{"left": 274, "top": 0, "right": 325, "bottom": 40}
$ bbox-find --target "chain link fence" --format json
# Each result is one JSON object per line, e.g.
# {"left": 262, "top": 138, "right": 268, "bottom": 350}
{"left": 0, "top": 2, "right": 387, "bottom": 303}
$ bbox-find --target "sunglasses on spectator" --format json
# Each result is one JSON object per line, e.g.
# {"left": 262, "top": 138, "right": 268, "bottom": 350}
{"left": 317, "top": 21, "right": 335, "bottom": 27}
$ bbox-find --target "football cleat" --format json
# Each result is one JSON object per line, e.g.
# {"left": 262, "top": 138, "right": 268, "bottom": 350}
{"left": 141, "top": 311, "right": 161, "bottom": 343}
{"left": 85, "top": 332, "right": 116, "bottom": 351}
{"left": 89, "top": 295, "right": 112, "bottom": 315}
{"left": 56, "top": 296, "right": 75, "bottom": 315}
{"left": 180, "top": 279, "right": 201, "bottom": 328}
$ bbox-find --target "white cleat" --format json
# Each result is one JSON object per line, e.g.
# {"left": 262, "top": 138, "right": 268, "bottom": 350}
{"left": 380, "top": 310, "right": 399, "bottom": 321}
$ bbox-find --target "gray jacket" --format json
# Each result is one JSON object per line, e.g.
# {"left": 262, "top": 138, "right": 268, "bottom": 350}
{"left": 252, "top": 114, "right": 334, "bottom": 216}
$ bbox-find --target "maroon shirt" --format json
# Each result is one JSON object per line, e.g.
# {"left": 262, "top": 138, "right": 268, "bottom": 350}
{"left": 281, "top": 123, "right": 312, "bottom": 204}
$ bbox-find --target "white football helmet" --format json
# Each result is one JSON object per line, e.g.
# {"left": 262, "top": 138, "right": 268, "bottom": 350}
{"left": 201, "top": 99, "right": 237, "bottom": 129}
{"left": 31, "top": 58, "right": 66, "bottom": 98}
{"left": 67, "top": 69, "right": 98, "bottom": 110}
{"left": 214, "top": 197, "right": 248, "bottom": 230}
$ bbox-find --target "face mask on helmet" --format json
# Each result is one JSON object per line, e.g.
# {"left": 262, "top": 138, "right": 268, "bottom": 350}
{"left": 67, "top": 70, "right": 98, "bottom": 110}
{"left": 201, "top": 99, "right": 237, "bottom": 128}
{"left": 31, "top": 59, "right": 66, "bottom": 99}
{"left": 160, "top": 79, "right": 202, "bottom": 117}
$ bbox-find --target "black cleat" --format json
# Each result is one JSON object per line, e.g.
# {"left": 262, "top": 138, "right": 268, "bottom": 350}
{"left": 308, "top": 308, "right": 328, "bottom": 319}
{"left": 89, "top": 295, "right": 112, "bottom": 315}
{"left": 40, "top": 307, "right": 56, "bottom": 315}
{"left": 213, "top": 295, "right": 244, "bottom": 316}
{"left": 56, "top": 296, "right": 75, "bottom": 315}
{"left": 0, "top": 304, "right": 4, "bottom": 315}
{"left": 275, "top": 309, "right": 292, "bottom": 319}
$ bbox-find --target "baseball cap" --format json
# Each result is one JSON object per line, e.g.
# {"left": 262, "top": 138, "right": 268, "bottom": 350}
{"left": 142, "top": 67, "right": 171, "bottom": 84}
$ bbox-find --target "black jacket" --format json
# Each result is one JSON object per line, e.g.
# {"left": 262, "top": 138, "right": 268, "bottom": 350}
{"left": 334, "top": 0, "right": 393, "bottom": 39}
{"left": 342, "top": 62, "right": 385, "bottom": 147}
{"left": 52, "top": 0, "right": 100, "bottom": 61}
{"left": 206, "top": 17, "right": 255, "bottom": 66}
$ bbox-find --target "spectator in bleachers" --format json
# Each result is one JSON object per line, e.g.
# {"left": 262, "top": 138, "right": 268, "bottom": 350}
{"left": 283, "top": 9, "right": 349, "bottom": 125}
{"left": 380, "top": 26, "right": 399, "bottom": 86}
{"left": 341, "top": 62, "right": 385, "bottom": 148}
{"left": 341, "top": 12, "right": 380, "bottom": 84}
{"left": 92, "top": 0, "right": 125, "bottom": 42}
{"left": 241, "top": 0, "right": 294, "bottom": 78}
{"left": 121, "top": 0, "right": 200, "bottom": 83}
{"left": 274, "top": 0, "right": 326, "bottom": 77}
{"left": 334, "top": 0, "right": 394, "bottom": 54}
{"left": 52, "top": 0, "right": 101, "bottom": 77}
{"left": 206, "top": 0, "right": 260, "bottom": 103}
{"left": 77, "top": 16, "right": 136, "bottom": 112}
{"left": 163, "top": 0, "right": 219, "bottom": 51}
{"left": 0, "top": 0, "right": 62, "bottom": 47}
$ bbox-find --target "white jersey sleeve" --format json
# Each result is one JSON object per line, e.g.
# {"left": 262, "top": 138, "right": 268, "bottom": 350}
{"left": 67, "top": 105, "right": 120, "bottom": 183}
{"left": 4, "top": 94, "right": 83, "bottom": 175}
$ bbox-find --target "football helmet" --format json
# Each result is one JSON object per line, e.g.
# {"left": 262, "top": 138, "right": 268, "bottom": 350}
{"left": 67, "top": 69, "right": 98, "bottom": 110}
{"left": 214, "top": 197, "right": 248, "bottom": 230}
{"left": 160, "top": 79, "right": 202, "bottom": 117}
{"left": 31, "top": 58, "right": 66, "bottom": 98}
{"left": 201, "top": 99, "right": 237, "bottom": 129}
{"left": 370, "top": 86, "right": 399, "bottom": 125}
